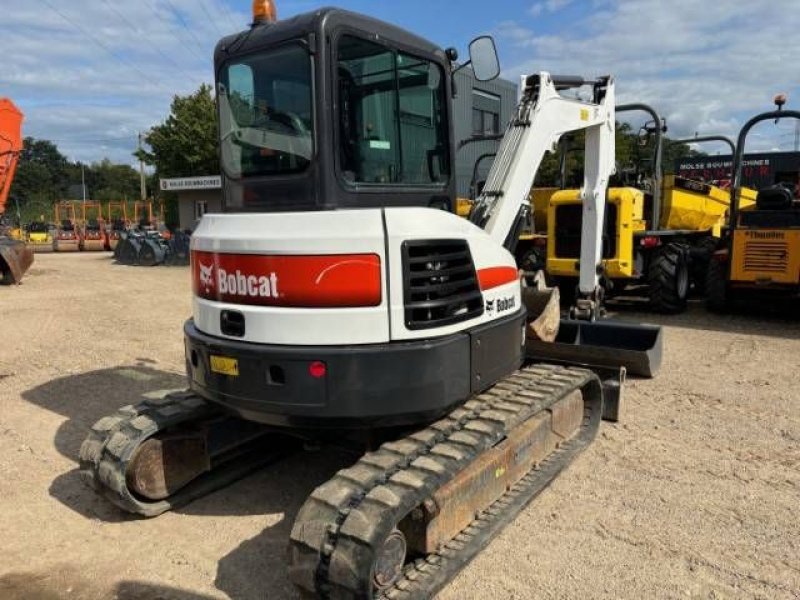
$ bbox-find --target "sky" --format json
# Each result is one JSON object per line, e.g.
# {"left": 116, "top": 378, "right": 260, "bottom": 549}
{"left": 3, "top": 0, "right": 799, "bottom": 169}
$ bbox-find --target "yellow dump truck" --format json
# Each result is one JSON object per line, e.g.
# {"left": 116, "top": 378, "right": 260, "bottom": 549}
{"left": 707, "top": 105, "right": 800, "bottom": 310}
{"left": 545, "top": 104, "right": 757, "bottom": 313}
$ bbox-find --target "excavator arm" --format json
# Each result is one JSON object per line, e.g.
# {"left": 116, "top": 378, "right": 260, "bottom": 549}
{"left": 0, "top": 98, "right": 31, "bottom": 285}
{"left": 0, "top": 98, "right": 23, "bottom": 217}
{"left": 469, "top": 73, "right": 615, "bottom": 318}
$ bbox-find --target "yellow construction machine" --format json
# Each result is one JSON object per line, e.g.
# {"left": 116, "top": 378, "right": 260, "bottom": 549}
{"left": 546, "top": 104, "right": 755, "bottom": 312}
{"left": 707, "top": 99, "right": 800, "bottom": 310}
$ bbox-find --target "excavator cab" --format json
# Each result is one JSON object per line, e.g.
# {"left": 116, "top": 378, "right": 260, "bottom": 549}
{"left": 215, "top": 9, "right": 499, "bottom": 215}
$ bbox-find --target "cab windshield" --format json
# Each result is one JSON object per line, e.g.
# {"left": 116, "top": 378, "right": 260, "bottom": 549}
{"left": 218, "top": 44, "right": 313, "bottom": 179}
{"left": 337, "top": 35, "right": 449, "bottom": 186}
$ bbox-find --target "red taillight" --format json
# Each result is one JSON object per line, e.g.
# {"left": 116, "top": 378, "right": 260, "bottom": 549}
{"left": 640, "top": 236, "right": 660, "bottom": 249}
{"left": 308, "top": 361, "right": 326, "bottom": 378}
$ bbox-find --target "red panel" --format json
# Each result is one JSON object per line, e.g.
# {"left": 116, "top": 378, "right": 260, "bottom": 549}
{"left": 477, "top": 266, "right": 518, "bottom": 291}
{"left": 191, "top": 251, "right": 381, "bottom": 307}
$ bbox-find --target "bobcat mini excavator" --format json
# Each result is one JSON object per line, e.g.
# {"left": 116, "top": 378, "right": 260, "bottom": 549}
{"left": 81, "top": 4, "right": 661, "bottom": 598}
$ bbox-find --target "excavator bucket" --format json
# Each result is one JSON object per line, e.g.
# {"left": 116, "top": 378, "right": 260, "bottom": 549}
{"left": 526, "top": 318, "right": 663, "bottom": 378}
{"left": 138, "top": 237, "right": 167, "bottom": 266}
{"left": 522, "top": 273, "right": 561, "bottom": 342}
{"left": 116, "top": 235, "right": 141, "bottom": 265}
{"left": 0, "top": 238, "right": 34, "bottom": 284}
{"left": 165, "top": 231, "right": 191, "bottom": 266}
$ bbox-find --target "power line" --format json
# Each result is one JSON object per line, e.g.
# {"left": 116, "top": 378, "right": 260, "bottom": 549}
{"left": 141, "top": 0, "right": 207, "bottom": 62}
{"left": 38, "top": 0, "right": 175, "bottom": 95}
{"left": 100, "top": 0, "right": 199, "bottom": 82}
{"left": 160, "top": 0, "right": 213, "bottom": 61}
{"left": 48, "top": 136, "right": 138, "bottom": 143}
{"left": 219, "top": 0, "right": 241, "bottom": 32}
{"left": 198, "top": 0, "right": 225, "bottom": 38}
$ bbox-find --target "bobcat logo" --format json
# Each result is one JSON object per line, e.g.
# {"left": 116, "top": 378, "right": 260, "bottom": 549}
{"left": 485, "top": 299, "right": 495, "bottom": 314}
{"left": 199, "top": 263, "right": 214, "bottom": 293}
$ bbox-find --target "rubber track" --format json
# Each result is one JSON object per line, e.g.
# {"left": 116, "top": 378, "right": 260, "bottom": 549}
{"left": 288, "top": 364, "right": 603, "bottom": 600}
{"left": 78, "top": 390, "right": 268, "bottom": 517}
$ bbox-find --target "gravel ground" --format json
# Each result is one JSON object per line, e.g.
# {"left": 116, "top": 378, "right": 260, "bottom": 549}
{"left": 0, "top": 252, "right": 798, "bottom": 600}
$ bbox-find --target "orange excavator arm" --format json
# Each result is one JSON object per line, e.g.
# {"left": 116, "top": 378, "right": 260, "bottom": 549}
{"left": 0, "top": 98, "right": 23, "bottom": 216}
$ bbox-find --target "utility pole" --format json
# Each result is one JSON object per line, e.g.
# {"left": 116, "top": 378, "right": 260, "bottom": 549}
{"left": 81, "top": 162, "right": 86, "bottom": 203}
{"left": 138, "top": 132, "right": 147, "bottom": 200}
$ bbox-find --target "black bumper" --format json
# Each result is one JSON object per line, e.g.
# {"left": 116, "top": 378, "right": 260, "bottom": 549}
{"left": 183, "top": 309, "right": 526, "bottom": 429}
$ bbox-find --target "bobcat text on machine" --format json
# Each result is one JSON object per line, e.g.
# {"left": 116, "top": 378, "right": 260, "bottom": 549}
{"left": 80, "top": 3, "right": 661, "bottom": 598}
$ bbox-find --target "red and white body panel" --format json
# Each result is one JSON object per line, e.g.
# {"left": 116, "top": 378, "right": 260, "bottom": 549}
{"left": 190, "top": 208, "right": 520, "bottom": 346}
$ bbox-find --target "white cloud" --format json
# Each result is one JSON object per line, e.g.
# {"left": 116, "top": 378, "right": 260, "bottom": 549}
{"left": 529, "top": 0, "right": 573, "bottom": 17}
{"left": 1, "top": 0, "right": 251, "bottom": 165}
{"left": 3, "top": 0, "right": 798, "bottom": 168}
{"left": 500, "top": 0, "right": 800, "bottom": 152}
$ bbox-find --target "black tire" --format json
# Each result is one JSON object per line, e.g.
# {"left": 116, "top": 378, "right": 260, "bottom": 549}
{"left": 689, "top": 236, "right": 718, "bottom": 296}
{"left": 647, "top": 242, "right": 690, "bottom": 313}
{"left": 705, "top": 254, "right": 729, "bottom": 313}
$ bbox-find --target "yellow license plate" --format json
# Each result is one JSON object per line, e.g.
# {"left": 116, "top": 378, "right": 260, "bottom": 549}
{"left": 210, "top": 355, "right": 239, "bottom": 376}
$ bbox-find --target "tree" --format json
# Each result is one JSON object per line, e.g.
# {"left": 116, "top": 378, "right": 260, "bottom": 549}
{"left": 11, "top": 137, "right": 70, "bottom": 206}
{"left": 86, "top": 158, "right": 140, "bottom": 201}
{"left": 136, "top": 84, "right": 219, "bottom": 179}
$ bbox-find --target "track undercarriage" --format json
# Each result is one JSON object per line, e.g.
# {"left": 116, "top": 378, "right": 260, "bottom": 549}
{"left": 80, "top": 362, "right": 609, "bottom": 599}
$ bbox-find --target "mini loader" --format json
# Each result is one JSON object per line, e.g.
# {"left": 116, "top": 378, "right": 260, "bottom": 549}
{"left": 81, "top": 4, "right": 661, "bottom": 598}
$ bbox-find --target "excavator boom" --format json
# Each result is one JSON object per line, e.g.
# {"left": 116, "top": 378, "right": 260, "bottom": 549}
{"left": 0, "top": 98, "right": 23, "bottom": 216}
{"left": 0, "top": 98, "right": 32, "bottom": 285}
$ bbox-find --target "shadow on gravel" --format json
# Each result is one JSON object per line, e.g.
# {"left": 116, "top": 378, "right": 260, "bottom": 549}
{"left": 22, "top": 364, "right": 186, "bottom": 462}
{"left": 211, "top": 449, "right": 353, "bottom": 600}
{"left": 23, "top": 364, "right": 354, "bottom": 529}
{"left": 0, "top": 570, "right": 218, "bottom": 599}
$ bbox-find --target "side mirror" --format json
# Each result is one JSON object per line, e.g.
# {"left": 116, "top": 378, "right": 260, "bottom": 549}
{"left": 469, "top": 36, "right": 500, "bottom": 82}
{"left": 637, "top": 126, "right": 651, "bottom": 147}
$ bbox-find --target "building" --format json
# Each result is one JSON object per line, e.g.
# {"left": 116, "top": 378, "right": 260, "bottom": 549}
{"left": 160, "top": 175, "right": 223, "bottom": 231}
{"left": 452, "top": 70, "right": 518, "bottom": 198}
{"left": 675, "top": 151, "right": 800, "bottom": 191}
{"left": 167, "top": 71, "right": 518, "bottom": 231}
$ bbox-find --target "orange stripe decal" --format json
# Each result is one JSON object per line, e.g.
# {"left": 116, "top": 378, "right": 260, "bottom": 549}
{"left": 477, "top": 266, "right": 519, "bottom": 291}
{"left": 192, "top": 251, "right": 381, "bottom": 307}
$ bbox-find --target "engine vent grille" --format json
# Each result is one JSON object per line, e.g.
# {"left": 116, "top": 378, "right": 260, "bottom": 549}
{"left": 743, "top": 241, "right": 789, "bottom": 274}
{"left": 402, "top": 239, "right": 483, "bottom": 330}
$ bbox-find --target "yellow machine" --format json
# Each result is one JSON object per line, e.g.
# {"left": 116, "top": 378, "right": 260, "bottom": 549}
{"left": 707, "top": 103, "right": 800, "bottom": 309}
{"left": 547, "top": 178, "right": 756, "bottom": 276}
{"left": 25, "top": 221, "right": 55, "bottom": 252}
{"left": 545, "top": 104, "right": 755, "bottom": 312}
